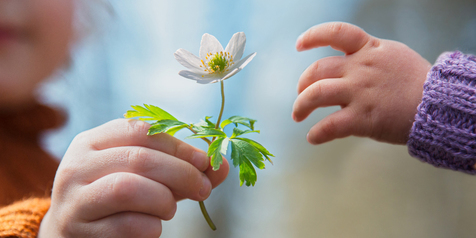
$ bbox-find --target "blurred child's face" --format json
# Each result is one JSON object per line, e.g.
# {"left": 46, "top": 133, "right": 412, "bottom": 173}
{"left": 0, "top": 0, "right": 73, "bottom": 108}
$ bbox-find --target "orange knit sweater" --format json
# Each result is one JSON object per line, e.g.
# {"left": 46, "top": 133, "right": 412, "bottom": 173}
{"left": 0, "top": 103, "right": 63, "bottom": 238}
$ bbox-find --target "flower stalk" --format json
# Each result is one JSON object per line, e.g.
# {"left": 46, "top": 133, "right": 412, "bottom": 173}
{"left": 200, "top": 79, "right": 226, "bottom": 230}
{"left": 199, "top": 201, "right": 216, "bottom": 230}
{"left": 215, "top": 81, "right": 225, "bottom": 130}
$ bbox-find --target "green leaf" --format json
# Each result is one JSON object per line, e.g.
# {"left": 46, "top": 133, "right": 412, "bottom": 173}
{"left": 185, "top": 128, "right": 227, "bottom": 139}
{"left": 240, "top": 159, "right": 257, "bottom": 186}
{"left": 124, "top": 104, "right": 177, "bottom": 121}
{"left": 234, "top": 137, "right": 275, "bottom": 165}
{"left": 220, "top": 116, "right": 257, "bottom": 130}
{"left": 230, "top": 128, "right": 260, "bottom": 138}
{"left": 148, "top": 120, "right": 188, "bottom": 136}
{"left": 230, "top": 139, "right": 266, "bottom": 186}
{"left": 193, "top": 116, "right": 216, "bottom": 130}
{"left": 166, "top": 124, "right": 189, "bottom": 136}
{"left": 204, "top": 116, "right": 216, "bottom": 128}
{"left": 207, "top": 137, "right": 226, "bottom": 170}
{"left": 221, "top": 137, "right": 230, "bottom": 155}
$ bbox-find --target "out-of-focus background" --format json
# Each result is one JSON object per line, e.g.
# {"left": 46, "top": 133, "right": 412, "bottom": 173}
{"left": 41, "top": 0, "right": 476, "bottom": 237}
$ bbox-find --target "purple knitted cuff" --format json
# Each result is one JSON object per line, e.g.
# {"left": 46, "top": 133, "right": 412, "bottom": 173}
{"left": 408, "top": 51, "right": 476, "bottom": 174}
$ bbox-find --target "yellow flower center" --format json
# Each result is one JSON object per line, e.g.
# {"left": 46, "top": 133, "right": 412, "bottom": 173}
{"left": 200, "top": 51, "right": 234, "bottom": 77}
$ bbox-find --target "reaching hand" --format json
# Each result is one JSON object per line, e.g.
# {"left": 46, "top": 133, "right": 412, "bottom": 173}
{"left": 293, "top": 22, "right": 432, "bottom": 145}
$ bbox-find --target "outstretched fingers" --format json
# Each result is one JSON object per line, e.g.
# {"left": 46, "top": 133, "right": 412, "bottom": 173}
{"left": 306, "top": 107, "right": 362, "bottom": 144}
{"left": 293, "top": 78, "right": 351, "bottom": 122}
{"left": 296, "top": 22, "right": 371, "bottom": 54}
{"left": 297, "top": 55, "right": 346, "bottom": 94}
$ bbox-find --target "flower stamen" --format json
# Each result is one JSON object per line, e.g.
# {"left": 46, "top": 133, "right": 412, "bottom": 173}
{"left": 202, "top": 51, "right": 234, "bottom": 75}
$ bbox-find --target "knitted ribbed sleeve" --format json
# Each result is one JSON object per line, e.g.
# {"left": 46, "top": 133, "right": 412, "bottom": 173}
{"left": 0, "top": 198, "right": 50, "bottom": 238}
{"left": 408, "top": 51, "right": 476, "bottom": 174}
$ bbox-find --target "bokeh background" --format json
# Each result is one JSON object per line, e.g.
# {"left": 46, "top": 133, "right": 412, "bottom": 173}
{"left": 40, "top": 0, "right": 476, "bottom": 237}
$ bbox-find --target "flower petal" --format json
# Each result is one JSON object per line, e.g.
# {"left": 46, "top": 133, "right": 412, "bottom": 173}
{"left": 227, "top": 52, "right": 256, "bottom": 72}
{"left": 221, "top": 52, "right": 257, "bottom": 81}
{"left": 225, "top": 32, "right": 246, "bottom": 61}
{"left": 199, "top": 33, "right": 224, "bottom": 60}
{"left": 221, "top": 68, "right": 241, "bottom": 81}
{"left": 174, "top": 49, "right": 205, "bottom": 74}
{"left": 178, "top": 70, "right": 220, "bottom": 84}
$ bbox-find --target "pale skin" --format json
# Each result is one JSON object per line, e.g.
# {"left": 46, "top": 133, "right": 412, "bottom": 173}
{"left": 0, "top": 0, "right": 73, "bottom": 109}
{"left": 39, "top": 119, "right": 229, "bottom": 237}
{"left": 292, "top": 22, "right": 432, "bottom": 145}
{"left": 0, "top": 1, "right": 229, "bottom": 237}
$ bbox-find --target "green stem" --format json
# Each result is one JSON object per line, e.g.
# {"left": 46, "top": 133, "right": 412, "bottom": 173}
{"left": 187, "top": 126, "right": 216, "bottom": 230}
{"left": 190, "top": 81, "right": 226, "bottom": 231}
{"left": 188, "top": 126, "right": 212, "bottom": 145}
{"left": 215, "top": 80, "right": 225, "bottom": 130}
{"left": 199, "top": 201, "right": 217, "bottom": 231}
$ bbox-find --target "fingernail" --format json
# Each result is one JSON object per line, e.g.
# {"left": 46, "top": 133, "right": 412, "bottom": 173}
{"left": 191, "top": 151, "right": 209, "bottom": 171}
{"left": 199, "top": 174, "right": 212, "bottom": 198}
{"left": 307, "top": 132, "right": 314, "bottom": 144}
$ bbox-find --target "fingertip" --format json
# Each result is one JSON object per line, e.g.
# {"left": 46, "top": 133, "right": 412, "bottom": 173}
{"left": 221, "top": 156, "right": 230, "bottom": 171}
{"left": 218, "top": 157, "right": 230, "bottom": 179}
{"left": 163, "top": 202, "right": 178, "bottom": 221}
{"left": 306, "top": 132, "right": 320, "bottom": 145}
{"left": 291, "top": 100, "right": 308, "bottom": 123}
{"left": 198, "top": 173, "right": 212, "bottom": 199}
{"left": 296, "top": 34, "right": 304, "bottom": 51}
{"left": 291, "top": 108, "right": 301, "bottom": 122}
{"left": 206, "top": 157, "right": 230, "bottom": 189}
{"left": 292, "top": 111, "right": 306, "bottom": 123}
{"left": 292, "top": 112, "right": 298, "bottom": 122}
{"left": 191, "top": 151, "right": 209, "bottom": 172}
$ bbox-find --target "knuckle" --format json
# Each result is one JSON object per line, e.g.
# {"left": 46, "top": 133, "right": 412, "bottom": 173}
{"left": 367, "top": 37, "right": 380, "bottom": 48}
{"left": 55, "top": 163, "right": 77, "bottom": 186}
{"left": 327, "top": 22, "right": 345, "bottom": 38}
{"left": 320, "top": 118, "right": 337, "bottom": 139}
{"left": 302, "top": 28, "right": 311, "bottom": 43}
{"left": 125, "top": 119, "right": 150, "bottom": 137}
{"left": 116, "top": 214, "right": 146, "bottom": 237}
{"left": 71, "top": 130, "right": 92, "bottom": 148}
{"left": 175, "top": 141, "right": 193, "bottom": 162}
{"left": 109, "top": 174, "right": 138, "bottom": 203}
{"left": 168, "top": 139, "right": 179, "bottom": 159}
{"left": 351, "top": 105, "right": 372, "bottom": 138}
{"left": 56, "top": 151, "right": 96, "bottom": 188}
{"left": 362, "top": 105, "right": 375, "bottom": 136}
{"left": 308, "top": 81, "right": 323, "bottom": 100}
{"left": 120, "top": 214, "right": 163, "bottom": 237}
{"left": 311, "top": 60, "right": 320, "bottom": 75}
{"left": 125, "top": 147, "right": 152, "bottom": 172}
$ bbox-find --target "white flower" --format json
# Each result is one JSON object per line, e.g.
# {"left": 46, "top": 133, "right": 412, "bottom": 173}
{"left": 174, "top": 32, "right": 256, "bottom": 84}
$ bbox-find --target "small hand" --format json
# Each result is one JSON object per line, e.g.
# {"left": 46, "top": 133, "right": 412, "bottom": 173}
{"left": 293, "top": 22, "right": 432, "bottom": 145}
{"left": 38, "top": 119, "right": 229, "bottom": 237}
